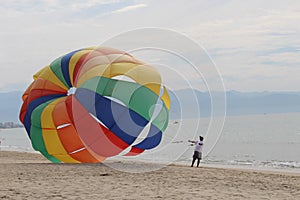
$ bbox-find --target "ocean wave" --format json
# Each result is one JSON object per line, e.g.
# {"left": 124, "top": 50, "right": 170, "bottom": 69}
{"left": 205, "top": 159, "right": 300, "bottom": 169}
{"left": 0, "top": 145, "right": 34, "bottom": 152}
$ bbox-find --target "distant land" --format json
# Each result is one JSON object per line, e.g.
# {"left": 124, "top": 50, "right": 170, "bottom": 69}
{"left": 1, "top": 90, "right": 300, "bottom": 122}
{"left": 169, "top": 89, "right": 300, "bottom": 118}
{"left": 0, "top": 121, "right": 23, "bottom": 129}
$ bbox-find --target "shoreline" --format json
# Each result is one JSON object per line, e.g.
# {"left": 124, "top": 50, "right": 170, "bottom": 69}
{"left": 1, "top": 149, "right": 300, "bottom": 175}
{"left": 1, "top": 150, "right": 300, "bottom": 176}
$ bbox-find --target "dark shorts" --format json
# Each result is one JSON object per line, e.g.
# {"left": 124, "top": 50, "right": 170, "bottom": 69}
{"left": 193, "top": 151, "right": 202, "bottom": 159}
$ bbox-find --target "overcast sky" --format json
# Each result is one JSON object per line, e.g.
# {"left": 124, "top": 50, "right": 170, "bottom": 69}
{"left": 0, "top": 0, "right": 299, "bottom": 92}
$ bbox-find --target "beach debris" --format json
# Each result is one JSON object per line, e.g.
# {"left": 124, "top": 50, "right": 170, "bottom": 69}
{"left": 99, "top": 173, "right": 111, "bottom": 176}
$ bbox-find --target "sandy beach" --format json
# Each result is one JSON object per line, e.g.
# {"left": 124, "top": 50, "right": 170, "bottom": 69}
{"left": 0, "top": 151, "right": 299, "bottom": 200}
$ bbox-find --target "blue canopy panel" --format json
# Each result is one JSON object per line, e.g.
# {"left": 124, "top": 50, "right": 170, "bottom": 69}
{"left": 75, "top": 88, "right": 149, "bottom": 145}
{"left": 61, "top": 49, "right": 81, "bottom": 88}
{"left": 133, "top": 124, "right": 162, "bottom": 150}
{"left": 23, "top": 94, "right": 65, "bottom": 138}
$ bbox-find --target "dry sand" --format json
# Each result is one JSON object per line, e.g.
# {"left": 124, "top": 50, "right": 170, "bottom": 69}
{"left": 0, "top": 151, "right": 299, "bottom": 200}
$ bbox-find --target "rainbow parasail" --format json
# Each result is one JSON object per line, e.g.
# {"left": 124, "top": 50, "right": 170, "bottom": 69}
{"left": 19, "top": 47, "right": 170, "bottom": 163}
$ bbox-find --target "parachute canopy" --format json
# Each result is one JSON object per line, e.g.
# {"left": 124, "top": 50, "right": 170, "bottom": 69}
{"left": 19, "top": 47, "right": 170, "bottom": 163}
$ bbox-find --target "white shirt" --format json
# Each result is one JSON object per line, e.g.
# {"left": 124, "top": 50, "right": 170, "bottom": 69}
{"left": 194, "top": 141, "right": 203, "bottom": 153}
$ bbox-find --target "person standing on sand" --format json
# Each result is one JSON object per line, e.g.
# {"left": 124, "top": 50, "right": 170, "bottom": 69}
{"left": 188, "top": 136, "right": 204, "bottom": 167}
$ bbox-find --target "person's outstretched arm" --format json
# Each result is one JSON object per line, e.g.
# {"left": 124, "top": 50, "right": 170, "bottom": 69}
{"left": 188, "top": 140, "right": 196, "bottom": 144}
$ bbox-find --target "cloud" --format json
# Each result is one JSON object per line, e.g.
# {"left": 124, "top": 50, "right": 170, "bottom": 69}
{"left": 0, "top": 0, "right": 300, "bottom": 92}
{"left": 111, "top": 3, "right": 147, "bottom": 13}
{"left": 261, "top": 51, "right": 300, "bottom": 66}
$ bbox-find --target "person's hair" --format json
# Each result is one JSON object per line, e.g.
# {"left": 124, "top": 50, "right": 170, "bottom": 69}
{"left": 199, "top": 136, "right": 204, "bottom": 141}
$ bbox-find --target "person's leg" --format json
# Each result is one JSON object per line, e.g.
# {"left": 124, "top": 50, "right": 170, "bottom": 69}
{"left": 191, "top": 157, "right": 196, "bottom": 167}
{"left": 197, "top": 158, "right": 200, "bottom": 167}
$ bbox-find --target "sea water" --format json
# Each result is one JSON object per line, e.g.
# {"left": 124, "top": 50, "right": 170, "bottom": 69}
{"left": 0, "top": 128, "right": 33, "bottom": 152}
{"left": 1, "top": 113, "right": 300, "bottom": 171}
{"left": 203, "top": 113, "right": 300, "bottom": 170}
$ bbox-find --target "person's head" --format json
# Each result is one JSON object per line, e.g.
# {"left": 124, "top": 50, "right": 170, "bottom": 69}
{"left": 199, "top": 136, "right": 204, "bottom": 141}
